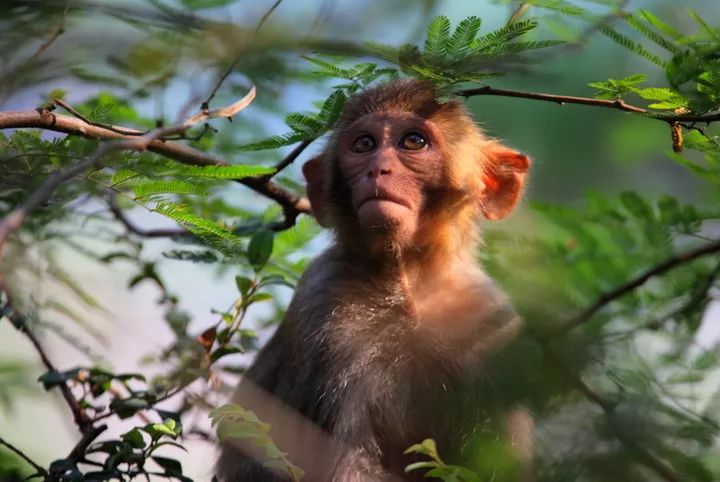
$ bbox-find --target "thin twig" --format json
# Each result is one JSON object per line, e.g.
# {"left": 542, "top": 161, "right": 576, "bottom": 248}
{"left": 54, "top": 98, "right": 147, "bottom": 137}
{"left": 557, "top": 238, "right": 720, "bottom": 333}
{"left": 0, "top": 277, "right": 92, "bottom": 432}
{"left": 271, "top": 138, "right": 315, "bottom": 176}
{"left": 457, "top": 85, "right": 720, "bottom": 123}
{"left": 21, "top": 4, "right": 69, "bottom": 69}
{"left": 0, "top": 435, "right": 47, "bottom": 476}
{"left": 202, "top": 0, "right": 283, "bottom": 109}
{"left": 108, "top": 194, "right": 188, "bottom": 238}
{"left": 506, "top": 2, "right": 531, "bottom": 25}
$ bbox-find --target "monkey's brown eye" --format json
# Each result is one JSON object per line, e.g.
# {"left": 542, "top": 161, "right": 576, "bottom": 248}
{"left": 400, "top": 132, "right": 427, "bottom": 150}
{"left": 351, "top": 135, "right": 376, "bottom": 153}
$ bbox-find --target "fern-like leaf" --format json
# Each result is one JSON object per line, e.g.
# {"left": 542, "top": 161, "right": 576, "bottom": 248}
{"left": 285, "top": 113, "right": 324, "bottom": 135}
{"left": 303, "top": 56, "right": 353, "bottom": 79}
{"left": 473, "top": 20, "right": 538, "bottom": 51}
{"left": 625, "top": 14, "right": 680, "bottom": 53}
{"left": 132, "top": 181, "right": 207, "bottom": 199}
{"left": 154, "top": 202, "right": 237, "bottom": 240}
{"left": 166, "top": 164, "right": 275, "bottom": 179}
{"left": 423, "top": 16, "right": 452, "bottom": 61}
{"left": 110, "top": 168, "right": 140, "bottom": 186}
{"left": 600, "top": 25, "right": 665, "bottom": 66}
{"left": 637, "top": 10, "right": 683, "bottom": 40}
{"left": 318, "top": 90, "right": 348, "bottom": 126}
{"left": 447, "top": 16, "right": 482, "bottom": 56}
{"left": 237, "top": 132, "right": 307, "bottom": 152}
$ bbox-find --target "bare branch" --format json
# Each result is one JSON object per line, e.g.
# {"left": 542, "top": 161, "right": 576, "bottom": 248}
{"left": 108, "top": 194, "right": 189, "bottom": 238}
{"left": 558, "top": 238, "right": 720, "bottom": 333}
{"left": 271, "top": 138, "right": 315, "bottom": 176}
{"left": 457, "top": 85, "right": 720, "bottom": 123}
{"left": 54, "top": 98, "right": 146, "bottom": 136}
{"left": 202, "top": 0, "right": 283, "bottom": 109}
{"left": 20, "top": 4, "right": 69, "bottom": 70}
{"left": 0, "top": 278, "right": 92, "bottom": 432}
{"left": 0, "top": 435, "right": 47, "bottom": 476}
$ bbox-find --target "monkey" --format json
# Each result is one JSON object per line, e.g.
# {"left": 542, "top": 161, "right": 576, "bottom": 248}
{"left": 216, "top": 79, "right": 532, "bottom": 481}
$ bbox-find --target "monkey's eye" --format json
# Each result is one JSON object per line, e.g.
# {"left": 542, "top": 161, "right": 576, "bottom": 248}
{"left": 350, "top": 135, "right": 376, "bottom": 153}
{"left": 400, "top": 132, "right": 427, "bottom": 150}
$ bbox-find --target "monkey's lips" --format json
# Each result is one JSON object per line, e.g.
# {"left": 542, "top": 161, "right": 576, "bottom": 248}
{"left": 356, "top": 194, "right": 411, "bottom": 227}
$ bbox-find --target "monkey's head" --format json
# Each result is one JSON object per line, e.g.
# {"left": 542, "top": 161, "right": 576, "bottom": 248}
{"left": 303, "top": 79, "right": 530, "bottom": 256}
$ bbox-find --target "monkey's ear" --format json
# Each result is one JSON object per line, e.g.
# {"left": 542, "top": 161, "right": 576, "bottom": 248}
{"left": 302, "top": 156, "right": 330, "bottom": 227}
{"left": 480, "top": 146, "right": 530, "bottom": 221}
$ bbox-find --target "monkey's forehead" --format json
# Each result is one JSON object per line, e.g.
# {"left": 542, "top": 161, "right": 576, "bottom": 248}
{"left": 339, "top": 111, "right": 436, "bottom": 132}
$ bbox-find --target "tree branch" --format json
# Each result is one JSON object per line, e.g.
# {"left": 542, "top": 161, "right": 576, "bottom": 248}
{"left": 108, "top": 194, "right": 189, "bottom": 238}
{"left": 271, "top": 138, "right": 315, "bottom": 176}
{"left": 0, "top": 105, "right": 310, "bottom": 236}
{"left": 0, "top": 435, "right": 47, "bottom": 476}
{"left": 0, "top": 278, "right": 92, "bottom": 432}
{"left": 202, "top": 0, "right": 283, "bottom": 109}
{"left": 558, "top": 238, "right": 720, "bottom": 333}
{"left": 456, "top": 85, "right": 720, "bottom": 123}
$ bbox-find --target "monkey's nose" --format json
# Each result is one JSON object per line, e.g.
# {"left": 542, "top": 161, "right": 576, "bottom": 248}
{"left": 367, "top": 167, "right": 391, "bottom": 178}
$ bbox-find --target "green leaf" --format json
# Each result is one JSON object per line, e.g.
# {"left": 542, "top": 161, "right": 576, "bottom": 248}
{"left": 474, "top": 20, "right": 538, "bottom": 51}
{"left": 235, "top": 275, "right": 253, "bottom": 296}
{"left": 132, "top": 180, "right": 207, "bottom": 199}
{"left": 625, "top": 13, "right": 681, "bottom": 53}
{"left": 448, "top": 16, "right": 482, "bottom": 56}
{"left": 122, "top": 429, "right": 145, "bottom": 449}
{"left": 237, "top": 132, "right": 307, "bottom": 152}
{"left": 151, "top": 456, "right": 182, "bottom": 474}
{"left": 181, "top": 0, "right": 234, "bottom": 8}
{"left": 423, "top": 16, "right": 452, "bottom": 60}
{"left": 318, "top": 90, "right": 348, "bottom": 126}
{"left": 165, "top": 164, "right": 275, "bottom": 179}
{"left": 110, "top": 168, "right": 140, "bottom": 186}
{"left": 600, "top": 25, "right": 665, "bottom": 66}
{"left": 285, "top": 113, "right": 324, "bottom": 135}
{"left": 405, "top": 461, "right": 440, "bottom": 472}
{"left": 247, "top": 230, "right": 274, "bottom": 271}
{"left": 303, "top": 56, "right": 353, "bottom": 79}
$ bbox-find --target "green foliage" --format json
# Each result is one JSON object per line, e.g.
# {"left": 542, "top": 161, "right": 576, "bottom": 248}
{"left": 590, "top": 9, "right": 720, "bottom": 114}
{"left": 404, "top": 439, "right": 481, "bottom": 482}
{"left": 368, "top": 16, "right": 563, "bottom": 88}
{"left": 210, "top": 404, "right": 305, "bottom": 481}
{"left": 1, "top": 3, "right": 720, "bottom": 482}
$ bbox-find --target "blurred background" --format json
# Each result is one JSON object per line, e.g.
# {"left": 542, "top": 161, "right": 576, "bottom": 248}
{"left": 1, "top": 0, "right": 719, "bottom": 480}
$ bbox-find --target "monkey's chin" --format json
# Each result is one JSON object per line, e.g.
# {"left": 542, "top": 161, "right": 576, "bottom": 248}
{"left": 357, "top": 200, "right": 417, "bottom": 243}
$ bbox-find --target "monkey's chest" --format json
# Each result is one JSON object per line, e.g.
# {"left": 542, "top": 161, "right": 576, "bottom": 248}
{"left": 317, "top": 302, "right": 467, "bottom": 443}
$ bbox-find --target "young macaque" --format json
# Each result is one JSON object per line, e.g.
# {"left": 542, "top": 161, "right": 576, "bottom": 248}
{"left": 216, "top": 79, "right": 532, "bottom": 481}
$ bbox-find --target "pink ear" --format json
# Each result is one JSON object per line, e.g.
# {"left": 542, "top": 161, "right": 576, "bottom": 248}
{"left": 302, "top": 156, "right": 330, "bottom": 227}
{"left": 480, "top": 146, "right": 530, "bottom": 221}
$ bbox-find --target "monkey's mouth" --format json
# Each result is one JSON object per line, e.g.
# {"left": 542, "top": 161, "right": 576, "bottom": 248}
{"left": 358, "top": 192, "right": 410, "bottom": 211}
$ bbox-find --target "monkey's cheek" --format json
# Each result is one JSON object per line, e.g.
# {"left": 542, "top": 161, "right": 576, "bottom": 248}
{"left": 357, "top": 200, "right": 412, "bottom": 229}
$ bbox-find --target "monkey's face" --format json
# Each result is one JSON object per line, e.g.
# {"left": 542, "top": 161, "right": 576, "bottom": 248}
{"left": 335, "top": 112, "right": 446, "bottom": 244}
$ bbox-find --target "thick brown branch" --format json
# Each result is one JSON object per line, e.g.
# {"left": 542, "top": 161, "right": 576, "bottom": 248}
{"left": 558, "top": 238, "right": 720, "bottom": 333}
{"left": 457, "top": 86, "right": 720, "bottom": 123}
{"left": 0, "top": 108, "right": 311, "bottom": 231}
